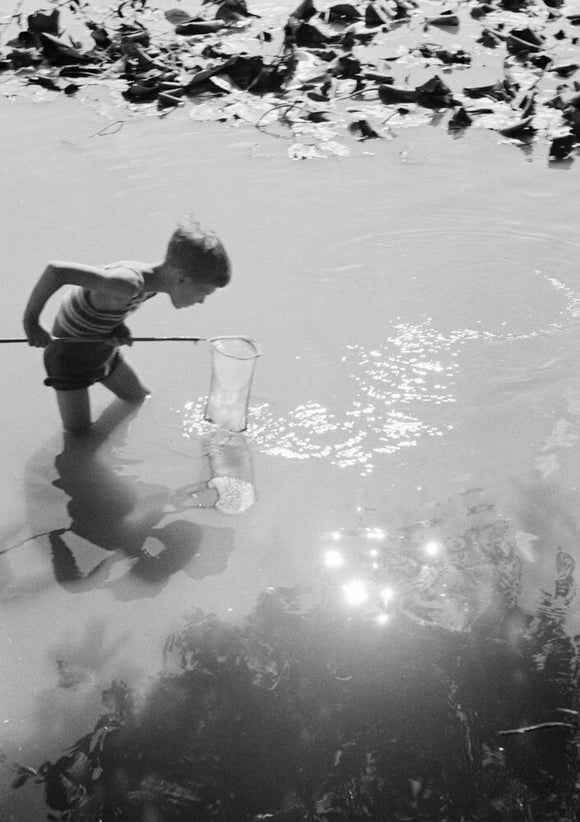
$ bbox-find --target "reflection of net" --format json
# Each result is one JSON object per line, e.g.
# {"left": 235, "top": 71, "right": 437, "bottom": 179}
{"left": 208, "top": 476, "right": 255, "bottom": 515}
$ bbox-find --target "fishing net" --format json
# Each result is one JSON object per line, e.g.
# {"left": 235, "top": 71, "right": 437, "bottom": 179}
{"left": 204, "top": 336, "right": 260, "bottom": 433}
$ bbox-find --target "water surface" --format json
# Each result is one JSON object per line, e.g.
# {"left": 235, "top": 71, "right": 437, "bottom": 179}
{"left": 1, "top": 83, "right": 580, "bottom": 819}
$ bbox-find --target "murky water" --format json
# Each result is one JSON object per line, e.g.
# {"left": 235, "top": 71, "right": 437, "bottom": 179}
{"left": 1, "top": 41, "right": 580, "bottom": 820}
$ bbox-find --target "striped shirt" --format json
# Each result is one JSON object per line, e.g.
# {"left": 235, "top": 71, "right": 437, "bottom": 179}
{"left": 53, "top": 263, "right": 156, "bottom": 339}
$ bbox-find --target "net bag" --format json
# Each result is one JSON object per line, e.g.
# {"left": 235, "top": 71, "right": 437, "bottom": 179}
{"left": 204, "top": 336, "right": 260, "bottom": 433}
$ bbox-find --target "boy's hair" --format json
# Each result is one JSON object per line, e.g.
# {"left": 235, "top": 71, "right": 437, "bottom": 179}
{"left": 165, "top": 219, "right": 231, "bottom": 287}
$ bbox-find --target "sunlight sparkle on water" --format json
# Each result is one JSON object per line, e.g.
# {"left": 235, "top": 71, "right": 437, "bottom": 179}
{"left": 324, "top": 549, "right": 345, "bottom": 569}
{"left": 176, "top": 318, "right": 467, "bottom": 471}
{"left": 423, "top": 541, "right": 442, "bottom": 557}
{"left": 380, "top": 587, "right": 395, "bottom": 606}
{"left": 343, "top": 580, "right": 369, "bottom": 607}
{"left": 175, "top": 293, "right": 580, "bottom": 472}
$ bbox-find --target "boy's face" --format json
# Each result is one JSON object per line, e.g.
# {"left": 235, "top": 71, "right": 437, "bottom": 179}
{"left": 171, "top": 275, "right": 216, "bottom": 309}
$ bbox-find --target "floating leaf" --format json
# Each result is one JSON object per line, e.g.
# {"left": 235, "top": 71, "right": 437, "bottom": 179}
{"left": 122, "top": 81, "right": 160, "bottom": 102}
{"left": 8, "top": 47, "right": 42, "bottom": 68}
{"left": 58, "top": 65, "right": 102, "bottom": 77}
{"left": 424, "top": 12, "right": 459, "bottom": 28}
{"left": 215, "top": 0, "right": 260, "bottom": 22}
{"left": 333, "top": 54, "right": 362, "bottom": 79}
{"left": 415, "top": 75, "right": 455, "bottom": 107}
{"left": 463, "top": 82, "right": 508, "bottom": 101}
{"left": 550, "top": 62, "right": 579, "bottom": 78}
{"left": 290, "top": 0, "right": 318, "bottom": 21}
{"left": 506, "top": 27, "right": 545, "bottom": 54}
{"left": 476, "top": 28, "right": 501, "bottom": 47}
{"left": 88, "top": 25, "right": 112, "bottom": 49}
{"left": 323, "top": 4, "right": 362, "bottom": 23}
{"left": 186, "top": 59, "right": 236, "bottom": 89}
{"left": 418, "top": 43, "right": 471, "bottom": 64}
{"left": 549, "top": 132, "right": 577, "bottom": 159}
{"left": 307, "top": 109, "right": 330, "bottom": 122}
{"left": 27, "top": 9, "right": 59, "bottom": 36}
{"left": 448, "top": 106, "right": 472, "bottom": 131}
{"left": 365, "top": 0, "right": 395, "bottom": 25}
{"left": 470, "top": 2, "right": 494, "bottom": 18}
{"left": 175, "top": 20, "right": 231, "bottom": 35}
{"left": 118, "top": 25, "right": 151, "bottom": 47}
{"left": 292, "top": 21, "right": 339, "bottom": 47}
{"left": 27, "top": 75, "right": 61, "bottom": 91}
{"left": 349, "top": 118, "right": 381, "bottom": 139}
{"left": 379, "top": 84, "right": 418, "bottom": 104}
{"left": 164, "top": 9, "right": 196, "bottom": 26}
{"left": 285, "top": 50, "right": 329, "bottom": 88}
{"left": 498, "top": 114, "right": 535, "bottom": 137}
{"left": 39, "top": 33, "right": 93, "bottom": 64}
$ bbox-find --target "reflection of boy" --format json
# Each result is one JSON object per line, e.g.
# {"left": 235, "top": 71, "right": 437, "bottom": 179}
{"left": 44, "top": 420, "right": 235, "bottom": 595}
{"left": 23, "top": 219, "right": 231, "bottom": 434}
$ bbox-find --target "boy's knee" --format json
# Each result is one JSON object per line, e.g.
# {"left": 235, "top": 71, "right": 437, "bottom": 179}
{"left": 119, "top": 385, "right": 151, "bottom": 403}
{"left": 129, "top": 388, "right": 151, "bottom": 404}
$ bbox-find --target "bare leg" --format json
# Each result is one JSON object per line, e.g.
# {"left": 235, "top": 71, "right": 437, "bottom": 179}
{"left": 56, "top": 388, "right": 91, "bottom": 434}
{"left": 102, "top": 358, "right": 150, "bottom": 402}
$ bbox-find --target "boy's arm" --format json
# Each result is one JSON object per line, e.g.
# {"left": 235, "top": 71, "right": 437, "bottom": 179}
{"left": 23, "top": 262, "right": 142, "bottom": 347}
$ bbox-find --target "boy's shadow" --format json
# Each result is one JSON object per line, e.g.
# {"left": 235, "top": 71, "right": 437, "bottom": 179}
{"left": 44, "top": 399, "right": 234, "bottom": 599}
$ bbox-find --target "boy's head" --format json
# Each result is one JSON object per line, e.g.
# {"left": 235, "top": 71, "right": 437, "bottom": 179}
{"left": 165, "top": 218, "right": 231, "bottom": 288}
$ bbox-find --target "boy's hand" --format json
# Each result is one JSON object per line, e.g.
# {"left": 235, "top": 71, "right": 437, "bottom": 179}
{"left": 23, "top": 319, "right": 51, "bottom": 348}
{"left": 109, "top": 324, "right": 133, "bottom": 346}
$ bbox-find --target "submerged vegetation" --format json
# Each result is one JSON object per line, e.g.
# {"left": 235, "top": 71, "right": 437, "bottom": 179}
{"left": 0, "top": 0, "right": 579, "bottom": 158}
{"left": 6, "top": 492, "right": 580, "bottom": 821}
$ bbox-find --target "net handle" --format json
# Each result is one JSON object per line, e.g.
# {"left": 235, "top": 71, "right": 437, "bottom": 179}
{"left": 0, "top": 336, "right": 206, "bottom": 344}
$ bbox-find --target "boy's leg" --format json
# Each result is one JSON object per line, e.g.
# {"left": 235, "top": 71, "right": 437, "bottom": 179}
{"left": 56, "top": 388, "right": 91, "bottom": 434}
{"left": 102, "top": 358, "right": 150, "bottom": 402}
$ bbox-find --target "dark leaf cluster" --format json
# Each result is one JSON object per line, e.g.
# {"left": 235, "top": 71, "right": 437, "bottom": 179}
{"left": 1, "top": 0, "right": 579, "bottom": 155}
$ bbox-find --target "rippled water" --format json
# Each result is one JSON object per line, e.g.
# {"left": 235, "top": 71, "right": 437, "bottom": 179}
{"left": 1, "top": 38, "right": 580, "bottom": 820}
{"left": 173, "top": 227, "right": 580, "bottom": 482}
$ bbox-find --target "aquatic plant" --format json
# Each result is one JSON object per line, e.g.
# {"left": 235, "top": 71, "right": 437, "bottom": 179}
{"left": 1, "top": 0, "right": 579, "bottom": 159}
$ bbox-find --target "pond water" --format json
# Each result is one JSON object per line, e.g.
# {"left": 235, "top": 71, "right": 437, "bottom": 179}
{"left": 1, "top": 13, "right": 580, "bottom": 818}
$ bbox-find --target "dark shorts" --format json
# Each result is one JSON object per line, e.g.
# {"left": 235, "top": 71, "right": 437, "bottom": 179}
{"left": 44, "top": 339, "right": 123, "bottom": 391}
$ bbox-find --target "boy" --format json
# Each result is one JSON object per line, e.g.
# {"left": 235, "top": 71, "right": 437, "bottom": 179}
{"left": 23, "top": 219, "right": 231, "bottom": 434}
